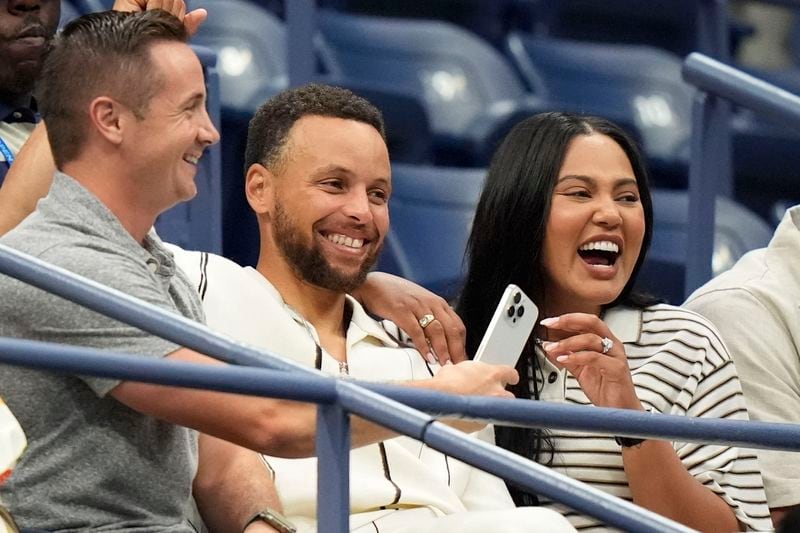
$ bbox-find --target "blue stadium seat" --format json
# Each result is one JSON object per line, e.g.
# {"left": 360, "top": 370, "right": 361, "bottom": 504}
{"left": 59, "top": 0, "right": 81, "bottom": 27}
{"left": 68, "top": 0, "right": 112, "bottom": 14}
{"left": 378, "top": 164, "right": 485, "bottom": 300}
{"left": 153, "top": 45, "right": 223, "bottom": 253}
{"left": 505, "top": 34, "right": 692, "bottom": 187}
{"left": 190, "top": 0, "right": 288, "bottom": 111}
{"left": 641, "top": 190, "right": 772, "bottom": 303}
{"left": 535, "top": 0, "right": 752, "bottom": 58}
{"left": 383, "top": 165, "right": 772, "bottom": 304}
{"left": 317, "top": 9, "right": 553, "bottom": 166}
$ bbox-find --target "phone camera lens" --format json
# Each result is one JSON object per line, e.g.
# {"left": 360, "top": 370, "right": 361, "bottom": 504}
{"left": 513, "top": 292, "right": 521, "bottom": 304}
{"left": 507, "top": 305, "right": 515, "bottom": 318}
{"left": 517, "top": 305, "right": 525, "bottom": 317}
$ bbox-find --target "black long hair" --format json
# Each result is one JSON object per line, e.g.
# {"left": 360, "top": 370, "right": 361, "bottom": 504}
{"left": 456, "top": 112, "right": 658, "bottom": 506}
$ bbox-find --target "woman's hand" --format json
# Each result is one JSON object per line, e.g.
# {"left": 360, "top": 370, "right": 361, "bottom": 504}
{"left": 112, "top": 0, "right": 207, "bottom": 35}
{"left": 352, "top": 272, "right": 467, "bottom": 364}
{"left": 540, "top": 313, "right": 643, "bottom": 411}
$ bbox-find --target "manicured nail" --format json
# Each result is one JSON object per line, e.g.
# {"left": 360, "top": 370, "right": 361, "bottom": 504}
{"left": 556, "top": 355, "right": 570, "bottom": 363}
{"left": 540, "top": 317, "right": 558, "bottom": 327}
{"left": 426, "top": 352, "right": 437, "bottom": 365}
{"left": 542, "top": 341, "right": 556, "bottom": 351}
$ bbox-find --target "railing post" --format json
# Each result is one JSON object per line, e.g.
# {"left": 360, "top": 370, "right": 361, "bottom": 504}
{"left": 686, "top": 92, "right": 724, "bottom": 296}
{"left": 316, "top": 403, "right": 350, "bottom": 533}
{"left": 697, "top": 0, "right": 730, "bottom": 61}
{"left": 286, "top": 0, "right": 316, "bottom": 87}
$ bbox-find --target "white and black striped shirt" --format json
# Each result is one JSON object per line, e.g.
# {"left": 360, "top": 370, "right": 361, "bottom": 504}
{"left": 533, "top": 304, "right": 771, "bottom": 531}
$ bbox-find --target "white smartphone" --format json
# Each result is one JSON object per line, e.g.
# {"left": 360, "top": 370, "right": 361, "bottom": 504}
{"left": 473, "top": 284, "right": 538, "bottom": 367}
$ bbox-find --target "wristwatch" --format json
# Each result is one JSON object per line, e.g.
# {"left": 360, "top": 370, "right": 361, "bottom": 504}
{"left": 615, "top": 436, "right": 646, "bottom": 448}
{"left": 243, "top": 508, "right": 297, "bottom": 533}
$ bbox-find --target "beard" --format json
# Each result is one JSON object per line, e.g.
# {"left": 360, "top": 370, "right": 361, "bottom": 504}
{"left": 272, "top": 202, "right": 382, "bottom": 293}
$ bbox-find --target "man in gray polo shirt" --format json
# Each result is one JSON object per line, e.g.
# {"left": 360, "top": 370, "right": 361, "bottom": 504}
{"left": 0, "top": 11, "right": 286, "bottom": 531}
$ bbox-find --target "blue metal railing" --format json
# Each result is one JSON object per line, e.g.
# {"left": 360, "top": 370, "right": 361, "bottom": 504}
{"left": 0, "top": 335, "right": 693, "bottom": 532}
{"left": 682, "top": 51, "right": 800, "bottom": 293}
{"left": 4, "top": 335, "right": 800, "bottom": 533}
{"left": 684, "top": 0, "right": 800, "bottom": 294}
{"left": 3, "top": 243, "right": 800, "bottom": 531}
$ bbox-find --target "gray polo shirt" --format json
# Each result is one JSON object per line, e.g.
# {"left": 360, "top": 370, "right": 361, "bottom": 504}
{"left": 0, "top": 173, "right": 204, "bottom": 531}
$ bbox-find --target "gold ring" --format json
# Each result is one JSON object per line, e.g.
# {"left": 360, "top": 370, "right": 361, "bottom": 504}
{"left": 418, "top": 314, "right": 435, "bottom": 329}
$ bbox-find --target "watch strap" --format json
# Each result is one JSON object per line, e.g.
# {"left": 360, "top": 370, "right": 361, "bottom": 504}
{"left": 615, "top": 435, "right": 646, "bottom": 448}
{"left": 243, "top": 508, "right": 297, "bottom": 533}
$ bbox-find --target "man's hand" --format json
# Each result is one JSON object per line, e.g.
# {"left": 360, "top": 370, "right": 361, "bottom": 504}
{"left": 431, "top": 360, "right": 518, "bottom": 398}
{"left": 355, "top": 272, "right": 467, "bottom": 364}
{"left": 111, "top": 0, "right": 207, "bottom": 35}
{"left": 421, "top": 360, "right": 518, "bottom": 433}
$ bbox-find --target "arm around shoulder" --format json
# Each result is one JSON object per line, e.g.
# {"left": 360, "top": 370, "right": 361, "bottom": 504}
{"left": 0, "top": 122, "right": 55, "bottom": 236}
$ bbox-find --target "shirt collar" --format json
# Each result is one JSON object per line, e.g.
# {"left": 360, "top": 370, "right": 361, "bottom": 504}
{"left": 240, "top": 268, "right": 399, "bottom": 348}
{"left": 345, "top": 294, "right": 400, "bottom": 347}
{"left": 43, "top": 172, "right": 169, "bottom": 269}
{"left": 602, "top": 305, "right": 643, "bottom": 343}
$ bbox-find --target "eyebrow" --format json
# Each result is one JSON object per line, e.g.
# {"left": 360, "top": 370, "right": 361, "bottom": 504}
{"left": 557, "top": 175, "right": 638, "bottom": 188}
{"left": 181, "top": 92, "right": 206, "bottom": 108}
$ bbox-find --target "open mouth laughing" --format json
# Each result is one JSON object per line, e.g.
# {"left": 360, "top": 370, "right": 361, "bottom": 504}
{"left": 577, "top": 239, "right": 621, "bottom": 268}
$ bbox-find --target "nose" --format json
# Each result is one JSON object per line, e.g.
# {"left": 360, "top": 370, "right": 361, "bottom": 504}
{"left": 342, "top": 188, "right": 373, "bottom": 223}
{"left": 592, "top": 198, "right": 622, "bottom": 228}
{"left": 197, "top": 108, "right": 220, "bottom": 147}
{"left": 8, "top": 0, "right": 43, "bottom": 14}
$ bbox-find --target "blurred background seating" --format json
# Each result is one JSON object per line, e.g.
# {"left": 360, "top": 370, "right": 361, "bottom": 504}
{"left": 59, "top": 0, "right": 795, "bottom": 303}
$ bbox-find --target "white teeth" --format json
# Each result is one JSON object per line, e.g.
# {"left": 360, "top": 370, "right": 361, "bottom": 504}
{"left": 579, "top": 240, "right": 619, "bottom": 253}
{"left": 326, "top": 233, "right": 364, "bottom": 249}
{"left": 184, "top": 155, "right": 199, "bottom": 165}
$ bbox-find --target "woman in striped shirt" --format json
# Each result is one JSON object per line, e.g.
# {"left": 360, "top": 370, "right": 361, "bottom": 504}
{"left": 457, "top": 112, "right": 771, "bottom": 531}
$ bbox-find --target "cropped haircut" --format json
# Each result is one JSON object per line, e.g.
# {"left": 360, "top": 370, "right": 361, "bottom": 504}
{"left": 456, "top": 112, "right": 657, "bottom": 506}
{"left": 245, "top": 83, "right": 386, "bottom": 174}
{"left": 37, "top": 10, "right": 188, "bottom": 167}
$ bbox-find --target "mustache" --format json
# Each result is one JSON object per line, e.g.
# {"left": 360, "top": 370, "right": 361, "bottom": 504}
{"left": 0, "top": 17, "right": 51, "bottom": 42}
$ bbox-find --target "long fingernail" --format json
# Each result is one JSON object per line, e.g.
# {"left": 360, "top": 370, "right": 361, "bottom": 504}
{"left": 542, "top": 341, "right": 556, "bottom": 351}
{"left": 556, "top": 355, "right": 570, "bottom": 363}
{"left": 426, "top": 352, "right": 437, "bottom": 365}
{"left": 540, "top": 317, "right": 558, "bottom": 327}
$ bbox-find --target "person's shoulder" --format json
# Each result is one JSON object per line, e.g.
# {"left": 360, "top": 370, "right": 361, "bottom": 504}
{"left": 633, "top": 303, "right": 733, "bottom": 365}
{"left": 640, "top": 302, "right": 726, "bottom": 338}
{"left": 686, "top": 248, "right": 774, "bottom": 305}
{"left": 169, "top": 246, "right": 247, "bottom": 285}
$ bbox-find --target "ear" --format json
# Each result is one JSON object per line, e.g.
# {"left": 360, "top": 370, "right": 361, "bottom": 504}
{"left": 87, "top": 96, "right": 126, "bottom": 146}
{"left": 245, "top": 163, "right": 275, "bottom": 218}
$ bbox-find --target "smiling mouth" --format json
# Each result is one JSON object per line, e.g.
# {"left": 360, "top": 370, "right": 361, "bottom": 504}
{"left": 183, "top": 155, "right": 200, "bottom": 165}
{"left": 578, "top": 240, "right": 620, "bottom": 267}
{"left": 324, "top": 232, "right": 365, "bottom": 249}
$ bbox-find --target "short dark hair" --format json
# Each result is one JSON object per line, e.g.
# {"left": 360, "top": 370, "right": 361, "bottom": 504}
{"left": 37, "top": 10, "right": 188, "bottom": 167}
{"left": 244, "top": 83, "right": 386, "bottom": 174}
{"left": 456, "top": 112, "right": 657, "bottom": 505}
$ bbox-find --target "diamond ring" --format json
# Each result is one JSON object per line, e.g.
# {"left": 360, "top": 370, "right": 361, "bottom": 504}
{"left": 600, "top": 337, "right": 614, "bottom": 354}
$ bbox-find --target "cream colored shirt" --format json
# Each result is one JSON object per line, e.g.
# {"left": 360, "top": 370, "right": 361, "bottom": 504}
{"left": 171, "top": 249, "right": 528, "bottom": 530}
{"left": 686, "top": 205, "right": 800, "bottom": 509}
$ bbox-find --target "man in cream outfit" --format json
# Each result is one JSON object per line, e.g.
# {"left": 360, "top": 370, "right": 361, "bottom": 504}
{"left": 174, "top": 83, "right": 574, "bottom": 532}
